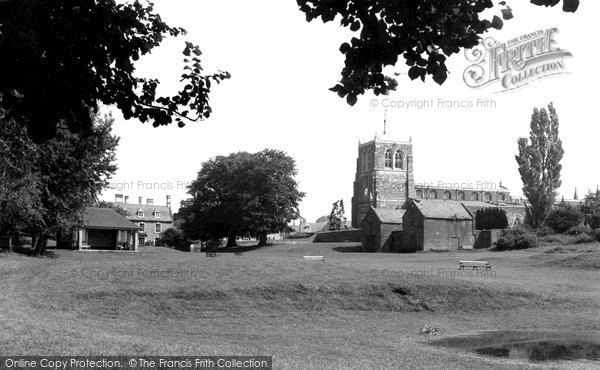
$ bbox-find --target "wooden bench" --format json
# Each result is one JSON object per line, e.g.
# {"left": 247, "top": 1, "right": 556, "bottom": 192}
{"left": 459, "top": 260, "right": 491, "bottom": 270}
{"left": 303, "top": 256, "right": 325, "bottom": 261}
{"left": 45, "top": 251, "right": 59, "bottom": 259}
{"left": 206, "top": 252, "right": 219, "bottom": 257}
{"left": 234, "top": 252, "right": 243, "bottom": 256}
{"left": 80, "top": 245, "right": 91, "bottom": 251}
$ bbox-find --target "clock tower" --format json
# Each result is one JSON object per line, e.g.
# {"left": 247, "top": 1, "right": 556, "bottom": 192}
{"left": 351, "top": 133, "right": 414, "bottom": 228}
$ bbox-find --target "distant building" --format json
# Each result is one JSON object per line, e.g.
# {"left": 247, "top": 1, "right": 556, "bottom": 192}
{"left": 112, "top": 194, "right": 174, "bottom": 245}
{"left": 360, "top": 207, "right": 404, "bottom": 252}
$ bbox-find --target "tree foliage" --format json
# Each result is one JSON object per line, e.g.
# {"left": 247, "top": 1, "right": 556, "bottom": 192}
{"left": 0, "top": 112, "right": 119, "bottom": 254}
{"left": 515, "top": 103, "right": 564, "bottom": 229}
{"left": 545, "top": 205, "right": 583, "bottom": 233}
{"left": 0, "top": 0, "right": 230, "bottom": 142}
{"left": 579, "top": 189, "right": 600, "bottom": 229}
{"left": 475, "top": 207, "right": 508, "bottom": 230}
{"left": 327, "top": 199, "right": 348, "bottom": 231}
{"left": 95, "top": 200, "right": 131, "bottom": 218}
{"left": 296, "top": 0, "right": 580, "bottom": 105}
{"left": 179, "top": 149, "right": 305, "bottom": 246}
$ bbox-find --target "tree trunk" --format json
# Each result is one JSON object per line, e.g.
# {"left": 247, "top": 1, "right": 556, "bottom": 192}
{"left": 225, "top": 235, "right": 237, "bottom": 247}
{"left": 34, "top": 236, "right": 47, "bottom": 256}
{"left": 257, "top": 232, "right": 267, "bottom": 246}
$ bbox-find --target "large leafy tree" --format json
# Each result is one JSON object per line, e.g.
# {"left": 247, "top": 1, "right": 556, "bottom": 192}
{"left": 180, "top": 150, "right": 305, "bottom": 246}
{"left": 0, "top": 112, "right": 119, "bottom": 255}
{"left": 0, "top": 0, "right": 230, "bottom": 142}
{"left": 515, "top": 103, "right": 564, "bottom": 229}
{"left": 297, "top": 0, "right": 580, "bottom": 105}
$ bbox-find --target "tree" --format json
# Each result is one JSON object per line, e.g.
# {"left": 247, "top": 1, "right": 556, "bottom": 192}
{"left": 0, "top": 0, "right": 230, "bottom": 142}
{"left": 515, "top": 103, "right": 564, "bottom": 229}
{"left": 475, "top": 207, "right": 508, "bottom": 230}
{"left": 327, "top": 199, "right": 348, "bottom": 231}
{"left": 180, "top": 149, "right": 305, "bottom": 246}
{"left": 296, "top": 0, "right": 580, "bottom": 105}
{"left": 0, "top": 112, "right": 119, "bottom": 255}
{"left": 315, "top": 215, "right": 329, "bottom": 223}
{"left": 581, "top": 189, "right": 600, "bottom": 229}
{"left": 157, "top": 227, "right": 185, "bottom": 248}
{"left": 545, "top": 205, "right": 583, "bottom": 233}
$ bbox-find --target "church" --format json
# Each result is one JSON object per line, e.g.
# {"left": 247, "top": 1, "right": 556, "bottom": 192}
{"left": 351, "top": 130, "right": 527, "bottom": 252}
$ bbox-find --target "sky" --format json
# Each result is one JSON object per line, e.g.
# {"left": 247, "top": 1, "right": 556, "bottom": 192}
{"left": 100, "top": 0, "right": 600, "bottom": 223}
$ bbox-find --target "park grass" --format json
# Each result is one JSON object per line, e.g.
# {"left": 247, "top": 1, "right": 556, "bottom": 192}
{"left": 1, "top": 243, "right": 599, "bottom": 369}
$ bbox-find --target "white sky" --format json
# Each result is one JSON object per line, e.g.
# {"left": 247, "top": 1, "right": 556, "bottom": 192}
{"left": 100, "top": 0, "right": 600, "bottom": 222}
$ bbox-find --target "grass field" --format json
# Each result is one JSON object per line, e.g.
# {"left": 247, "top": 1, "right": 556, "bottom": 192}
{"left": 1, "top": 242, "right": 599, "bottom": 369}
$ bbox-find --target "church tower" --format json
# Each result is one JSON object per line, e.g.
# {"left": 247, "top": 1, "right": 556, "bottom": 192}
{"left": 351, "top": 133, "right": 414, "bottom": 228}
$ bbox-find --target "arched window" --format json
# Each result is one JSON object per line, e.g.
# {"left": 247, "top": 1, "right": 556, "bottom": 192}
{"left": 471, "top": 192, "right": 479, "bottom": 201}
{"left": 485, "top": 192, "right": 492, "bottom": 201}
{"left": 499, "top": 193, "right": 505, "bottom": 201}
{"left": 430, "top": 190, "right": 437, "bottom": 199}
{"left": 443, "top": 191, "right": 451, "bottom": 200}
{"left": 362, "top": 150, "right": 367, "bottom": 172}
{"left": 384, "top": 150, "right": 392, "bottom": 168}
{"left": 394, "top": 151, "right": 403, "bottom": 169}
{"left": 416, "top": 189, "right": 423, "bottom": 198}
{"left": 366, "top": 149, "right": 373, "bottom": 170}
{"left": 457, "top": 191, "right": 465, "bottom": 200}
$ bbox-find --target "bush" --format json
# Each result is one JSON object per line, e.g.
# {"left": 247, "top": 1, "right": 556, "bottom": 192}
{"left": 539, "top": 234, "right": 576, "bottom": 245}
{"left": 536, "top": 226, "right": 554, "bottom": 237}
{"left": 565, "top": 225, "right": 591, "bottom": 236}
{"left": 475, "top": 207, "right": 508, "bottom": 230}
{"left": 573, "top": 233, "right": 595, "bottom": 244}
{"left": 494, "top": 227, "right": 539, "bottom": 250}
{"left": 545, "top": 206, "right": 583, "bottom": 233}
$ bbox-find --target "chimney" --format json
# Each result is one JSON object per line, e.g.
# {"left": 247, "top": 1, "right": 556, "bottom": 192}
{"left": 166, "top": 195, "right": 171, "bottom": 208}
{"left": 138, "top": 196, "right": 143, "bottom": 205}
{"left": 147, "top": 198, "right": 154, "bottom": 205}
{"left": 115, "top": 194, "right": 123, "bottom": 203}
{"left": 124, "top": 195, "right": 129, "bottom": 204}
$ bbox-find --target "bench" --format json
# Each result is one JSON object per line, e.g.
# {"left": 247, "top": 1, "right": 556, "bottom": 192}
{"left": 45, "top": 251, "right": 59, "bottom": 259}
{"left": 459, "top": 260, "right": 491, "bottom": 270}
{"left": 206, "top": 252, "right": 219, "bottom": 257}
{"left": 80, "top": 245, "right": 91, "bottom": 251}
{"left": 234, "top": 252, "right": 243, "bottom": 256}
{"left": 303, "top": 256, "right": 325, "bottom": 261}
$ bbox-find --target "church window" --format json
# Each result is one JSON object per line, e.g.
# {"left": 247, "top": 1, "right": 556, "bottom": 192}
{"left": 416, "top": 189, "right": 423, "bottom": 198}
{"left": 384, "top": 150, "right": 392, "bottom": 168}
{"left": 485, "top": 192, "right": 492, "bottom": 201}
{"left": 394, "top": 151, "right": 403, "bottom": 169}
{"left": 362, "top": 150, "right": 367, "bottom": 172}
{"left": 457, "top": 191, "right": 465, "bottom": 200}
{"left": 367, "top": 149, "right": 373, "bottom": 170}
{"left": 499, "top": 193, "right": 505, "bottom": 201}
{"left": 443, "top": 191, "right": 451, "bottom": 200}
{"left": 430, "top": 190, "right": 437, "bottom": 199}
{"left": 471, "top": 192, "right": 479, "bottom": 201}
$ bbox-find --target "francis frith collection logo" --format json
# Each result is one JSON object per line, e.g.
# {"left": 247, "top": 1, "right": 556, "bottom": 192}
{"left": 463, "top": 27, "right": 571, "bottom": 92}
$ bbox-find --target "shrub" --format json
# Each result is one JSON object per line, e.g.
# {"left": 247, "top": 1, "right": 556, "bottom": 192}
{"left": 536, "top": 226, "right": 554, "bottom": 237}
{"left": 573, "top": 233, "right": 595, "bottom": 244}
{"left": 539, "top": 234, "right": 576, "bottom": 245}
{"left": 494, "top": 227, "right": 539, "bottom": 250}
{"left": 545, "top": 206, "right": 583, "bottom": 233}
{"left": 565, "top": 225, "right": 591, "bottom": 236}
{"left": 475, "top": 207, "right": 508, "bottom": 230}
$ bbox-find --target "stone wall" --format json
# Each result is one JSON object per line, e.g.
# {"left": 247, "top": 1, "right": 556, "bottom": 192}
{"left": 313, "top": 229, "right": 363, "bottom": 243}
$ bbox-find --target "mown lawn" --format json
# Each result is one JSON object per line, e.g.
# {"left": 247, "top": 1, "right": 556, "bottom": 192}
{"left": 1, "top": 242, "right": 599, "bottom": 369}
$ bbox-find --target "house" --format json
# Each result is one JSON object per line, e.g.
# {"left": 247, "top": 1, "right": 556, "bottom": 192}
{"left": 70, "top": 207, "right": 140, "bottom": 251}
{"left": 402, "top": 199, "right": 475, "bottom": 252}
{"left": 360, "top": 207, "right": 405, "bottom": 252}
{"left": 112, "top": 195, "right": 174, "bottom": 245}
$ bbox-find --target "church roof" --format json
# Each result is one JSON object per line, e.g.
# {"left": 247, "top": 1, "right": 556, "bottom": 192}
{"left": 371, "top": 208, "right": 406, "bottom": 224}
{"left": 410, "top": 199, "right": 473, "bottom": 220}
